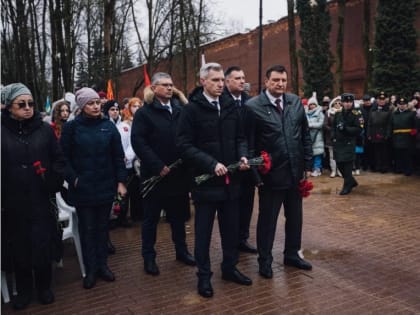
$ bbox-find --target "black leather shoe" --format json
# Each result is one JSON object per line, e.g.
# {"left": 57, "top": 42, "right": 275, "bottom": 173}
{"left": 197, "top": 278, "right": 213, "bottom": 298}
{"left": 284, "top": 256, "right": 312, "bottom": 270}
{"left": 238, "top": 241, "right": 258, "bottom": 254}
{"left": 12, "top": 294, "right": 31, "bottom": 310}
{"left": 259, "top": 264, "right": 273, "bottom": 279}
{"left": 176, "top": 252, "right": 196, "bottom": 266}
{"left": 339, "top": 188, "right": 351, "bottom": 195}
{"left": 97, "top": 266, "right": 115, "bottom": 282}
{"left": 144, "top": 259, "right": 160, "bottom": 275}
{"left": 83, "top": 273, "right": 97, "bottom": 289}
{"left": 222, "top": 268, "right": 252, "bottom": 285}
{"left": 107, "top": 240, "right": 116, "bottom": 255}
{"left": 38, "top": 288, "right": 55, "bottom": 305}
{"left": 351, "top": 180, "right": 359, "bottom": 188}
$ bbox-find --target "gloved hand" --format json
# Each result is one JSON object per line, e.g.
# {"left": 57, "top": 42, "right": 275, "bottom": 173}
{"left": 337, "top": 122, "right": 345, "bottom": 131}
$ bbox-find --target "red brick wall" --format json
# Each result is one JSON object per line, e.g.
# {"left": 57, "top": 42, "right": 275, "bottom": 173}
{"left": 117, "top": 0, "right": 420, "bottom": 102}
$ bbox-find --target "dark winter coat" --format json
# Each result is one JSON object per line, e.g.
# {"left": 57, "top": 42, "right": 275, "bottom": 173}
{"left": 1, "top": 110, "right": 65, "bottom": 268}
{"left": 176, "top": 87, "right": 247, "bottom": 201}
{"left": 131, "top": 97, "right": 189, "bottom": 196}
{"left": 60, "top": 113, "right": 127, "bottom": 207}
{"left": 1, "top": 110, "right": 65, "bottom": 216}
{"left": 331, "top": 108, "right": 364, "bottom": 162}
{"left": 245, "top": 91, "right": 313, "bottom": 189}
{"left": 390, "top": 109, "right": 416, "bottom": 149}
{"left": 368, "top": 106, "right": 392, "bottom": 143}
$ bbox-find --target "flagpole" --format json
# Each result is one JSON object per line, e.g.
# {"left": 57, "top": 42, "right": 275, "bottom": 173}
{"left": 258, "top": 0, "right": 263, "bottom": 93}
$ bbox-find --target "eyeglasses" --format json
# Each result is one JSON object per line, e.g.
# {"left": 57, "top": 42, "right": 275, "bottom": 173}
{"left": 156, "top": 83, "right": 174, "bottom": 88}
{"left": 85, "top": 100, "right": 102, "bottom": 106}
{"left": 13, "top": 100, "right": 35, "bottom": 108}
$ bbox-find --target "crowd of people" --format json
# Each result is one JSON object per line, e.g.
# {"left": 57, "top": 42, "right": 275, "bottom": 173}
{"left": 2, "top": 64, "right": 420, "bottom": 310}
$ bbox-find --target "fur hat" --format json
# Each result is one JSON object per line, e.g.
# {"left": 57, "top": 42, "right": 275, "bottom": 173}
{"left": 1, "top": 83, "right": 32, "bottom": 107}
{"left": 75, "top": 87, "right": 99, "bottom": 109}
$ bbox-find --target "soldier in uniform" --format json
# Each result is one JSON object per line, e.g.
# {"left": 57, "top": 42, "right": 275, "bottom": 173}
{"left": 332, "top": 93, "right": 364, "bottom": 195}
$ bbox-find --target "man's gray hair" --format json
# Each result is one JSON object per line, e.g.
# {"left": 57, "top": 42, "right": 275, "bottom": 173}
{"left": 151, "top": 72, "right": 172, "bottom": 85}
{"left": 200, "top": 62, "right": 223, "bottom": 79}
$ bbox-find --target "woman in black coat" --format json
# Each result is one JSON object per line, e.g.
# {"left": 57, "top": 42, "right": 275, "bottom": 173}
{"left": 1, "top": 83, "right": 65, "bottom": 310}
{"left": 60, "top": 87, "right": 127, "bottom": 290}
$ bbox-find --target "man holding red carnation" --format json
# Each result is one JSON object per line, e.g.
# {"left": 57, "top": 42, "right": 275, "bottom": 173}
{"left": 245, "top": 64, "right": 314, "bottom": 278}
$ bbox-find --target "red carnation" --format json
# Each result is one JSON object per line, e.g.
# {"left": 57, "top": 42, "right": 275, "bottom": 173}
{"left": 33, "top": 160, "right": 46, "bottom": 180}
{"left": 299, "top": 179, "right": 314, "bottom": 198}
{"left": 410, "top": 129, "right": 418, "bottom": 136}
{"left": 258, "top": 151, "right": 272, "bottom": 174}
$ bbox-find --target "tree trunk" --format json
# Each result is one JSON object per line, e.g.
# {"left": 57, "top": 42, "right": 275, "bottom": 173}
{"left": 287, "top": 0, "right": 299, "bottom": 94}
{"left": 336, "top": 0, "right": 345, "bottom": 95}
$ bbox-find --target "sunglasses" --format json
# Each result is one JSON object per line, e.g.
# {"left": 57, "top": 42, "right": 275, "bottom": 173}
{"left": 13, "top": 100, "right": 35, "bottom": 108}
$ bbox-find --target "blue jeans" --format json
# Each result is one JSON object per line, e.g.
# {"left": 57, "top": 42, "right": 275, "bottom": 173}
{"left": 313, "top": 154, "right": 322, "bottom": 170}
{"left": 76, "top": 202, "right": 113, "bottom": 274}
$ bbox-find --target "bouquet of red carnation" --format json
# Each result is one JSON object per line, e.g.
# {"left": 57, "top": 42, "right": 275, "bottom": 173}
{"left": 141, "top": 159, "right": 183, "bottom": 197}
{"left": 410, "top": 129, "right": 418, "bottom": 136}
{"left": 299, "top": 179, "right": 314, "bottom": 198}
{"left": 112, "top": 194, "right": 123, "bottom": 215}
{"left": 195, "top": 151, "right": 272, "bottom": 185}
{"left": 33, "top": 160, "right": 47, "bottom": 180}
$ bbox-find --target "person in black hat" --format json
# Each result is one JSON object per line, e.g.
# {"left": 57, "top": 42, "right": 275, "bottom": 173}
{"left": 390, "top": 97, "right": 417, "bottom": 176}
{"left": 360, "top": 94, "right": 374, "bottom": 170}
{"left": 367, "top": 91, "right": 392, "bottom": 172}
{"left": 331, "top": 93, "right": 364, "bottom": 195}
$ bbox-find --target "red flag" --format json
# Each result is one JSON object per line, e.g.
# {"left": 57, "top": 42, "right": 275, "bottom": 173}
{"left": 144, "top": 64, "right": 151, "bottom": 87}
{"left": 106, "top": 79, "right": 114, "bottom": 100}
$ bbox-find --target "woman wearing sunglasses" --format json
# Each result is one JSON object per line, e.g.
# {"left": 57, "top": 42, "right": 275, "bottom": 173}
{"left": 60, "top": 87, "right": 127, "bottom": 290}
{"left": 1, "top": 83, "right": 65, "bottom": 310}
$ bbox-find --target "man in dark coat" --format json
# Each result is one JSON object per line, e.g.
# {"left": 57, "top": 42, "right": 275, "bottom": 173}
{"left": 367, "top": 92, "right": 392, "bottom": 172}
{"left": 222, "top": 66, "right": 257, "bottom": 254}
{"left": 360, "top": 94, "right": 374, "bottom": 171}
{"left": 176, "top": 62, "right": 252, "bottom": 298}
{"left": 131, "top": 72, "right": 195, "bottom": 277}
{"left": 331, "top": 93, "right": 364, "bottom": 195}
{"left": 1, "top": 83, "right": 65, "bottom": 310}
{"left": 245, "top": 64, "right": 313, "bottom": 279}
{"left": 390, "top": 97, "right": 417, "bottom": 176}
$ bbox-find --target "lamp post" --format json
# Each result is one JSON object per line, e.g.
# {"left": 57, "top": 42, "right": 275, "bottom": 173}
{"left": 258, "top": 0, "right": 263, "bottom": 93}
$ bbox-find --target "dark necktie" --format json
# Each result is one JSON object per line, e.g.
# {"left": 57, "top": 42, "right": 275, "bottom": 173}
{"left": 211, "top": 101, "right": 220, "bottom": 116}
{"left": 275, "top": 98, "right": 283, "bottom": 115}
{"left": 235, "top": 99, "right": 241, "bottom": 107}
{"left": 162, "top": 104, "right": 171, "bottom": 114}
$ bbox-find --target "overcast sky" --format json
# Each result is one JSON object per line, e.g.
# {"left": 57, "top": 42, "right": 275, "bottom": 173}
{"left": 213, "top": 0, "right": 288, "bottom": 33}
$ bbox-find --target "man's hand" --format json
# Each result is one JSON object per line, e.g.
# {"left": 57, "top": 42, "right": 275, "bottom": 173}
{"left": 117, "top": 182, "right": 127, "bottom": 197}
{"left": 214, "top": 163, "right": 228, "bottom": 176}
{"left": 160, "top": 165, "right": 170, "bottom": 177}
{"left": 239, "top": 157, "right": 250, "bottom": 171}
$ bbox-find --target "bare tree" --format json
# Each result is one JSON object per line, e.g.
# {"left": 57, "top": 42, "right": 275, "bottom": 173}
{"left": 287, "top": 0, "right": 299, "bottom": 94}
{"left": 335, "top": 0, "right": 345, "bottom": 95}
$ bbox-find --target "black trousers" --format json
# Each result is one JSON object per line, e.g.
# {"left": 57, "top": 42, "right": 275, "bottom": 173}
{"left": 394, "top": 148, "right": 413, "bottom": 175}
{"left": 337, "top": 161, "right": 357, "bottom": 190}
{"left": 238, "top": 179, "right": 255, "bottom": 243}
{"left": 372, "top": 142, "right": 390, "bottom": 172}
{"left": 256, "top": 187, "right": 302, "bottom": 266}
{"left": 194, "top": 198, "right": 239, "bottom": 278}
{"left": 77, "top": 202, "right": 113, "bottom": 274}
{"left": 141, "top": 193, "right": 190, "bottom": 261}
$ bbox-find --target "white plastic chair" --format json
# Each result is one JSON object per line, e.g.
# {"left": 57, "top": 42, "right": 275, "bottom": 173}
{"left": 1, "top": 271, "right": 10, "bottom": 303}
{"left": 56, "top": 192, "right": 86, "bottom": 278}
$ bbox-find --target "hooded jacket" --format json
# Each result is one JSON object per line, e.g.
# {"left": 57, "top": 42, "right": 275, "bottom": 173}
{"left": 306, "top": 104, "right": 325, "bottom": 155}
{"left": 176, "top": 87, "right": 247, "bottom": 201}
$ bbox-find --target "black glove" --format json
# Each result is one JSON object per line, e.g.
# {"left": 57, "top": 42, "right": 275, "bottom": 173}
{"left": 337, "top": 122, "right": 345, "bottom": 131}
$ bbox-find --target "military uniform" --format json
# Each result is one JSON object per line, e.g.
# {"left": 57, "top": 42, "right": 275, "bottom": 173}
{"left": 332, "top": 93, "right": 364, "bottom": 195}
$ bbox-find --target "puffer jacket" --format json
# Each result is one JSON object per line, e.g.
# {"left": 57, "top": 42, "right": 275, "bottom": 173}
{"left": 306, "top": 105, "right": 325, "bottom": 155}
{"left": 60, "top": 113, "right": 127, "bottom": 207}
{"left": 245, "top": 91, "right": 313, "bottom": 189}
{"left": 176, "top": 87, "right": 247, "bottom": 201}
{"left": 131, "top": 96, "right": 189, "bottom": 196}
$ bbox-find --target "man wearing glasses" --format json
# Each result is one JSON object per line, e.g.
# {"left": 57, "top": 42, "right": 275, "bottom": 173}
{"left": 131, "top": 72, "right": 195, "bottom": 277}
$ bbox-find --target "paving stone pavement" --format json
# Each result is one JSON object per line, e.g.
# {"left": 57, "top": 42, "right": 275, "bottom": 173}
{"left": 2, "top": 171, "right": 420, "bottom": 314}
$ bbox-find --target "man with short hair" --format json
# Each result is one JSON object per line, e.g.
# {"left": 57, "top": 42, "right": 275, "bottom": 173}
{"left": 131, "top": 72, "right": 195, "bottom": 276}
{"left": 223, "top": 66, "right": 257, "bottom": 254}
{"left": 177, "top": 62, "right": 252, "bottom": 298}
{"left": 245, "top": 64, "right": 313, "bottom": 279}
